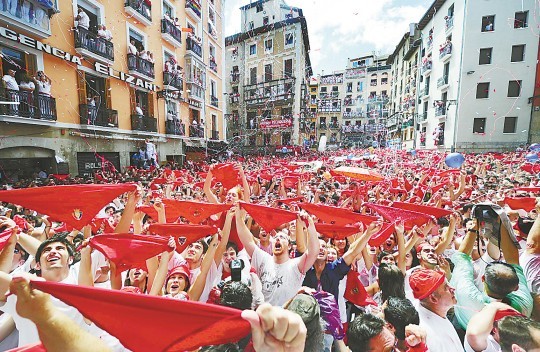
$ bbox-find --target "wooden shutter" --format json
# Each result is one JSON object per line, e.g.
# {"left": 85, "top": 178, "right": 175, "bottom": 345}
{"left": 105, "top": 78, "right": 112, "bottom": 109}
{"left": 129, "top": 87, "right": 136, "bottom": 113}
{"left": 25, "top": 54, "right": 37, "bottom": 77}
{"left": 147, "top": 92, "right": 155, "bottom": 118}
{"left": 76, "top": 71, "right": 87, "bottom": 105}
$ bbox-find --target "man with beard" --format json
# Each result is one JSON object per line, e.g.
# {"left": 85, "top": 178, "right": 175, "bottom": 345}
{"left": 236, "top": 207, "right": 319, "bottom": 306}
{"left": 409, "top": 269, "right": 462, "bottom": 351}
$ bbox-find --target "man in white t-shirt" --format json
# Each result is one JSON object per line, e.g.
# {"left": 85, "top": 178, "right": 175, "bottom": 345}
{"left": 3, "top": 69, "right": 18, "bottom": 91}
{"left": 76, "top": 7, "right": 90, "bottom": 30}
{"left": 409, "top": 268, "right": 463, "bottom": 352}
{"left": 235, "top": 207, "right": 319, "bottom": 306}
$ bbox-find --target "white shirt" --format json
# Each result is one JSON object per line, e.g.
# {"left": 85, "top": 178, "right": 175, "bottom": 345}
{"left": 519, "top": 251, "right": 540, "bottom": 293}
{"left": 251, "top": 247, "right": 305, "bottom": 306}
{"left": 18, "top": 81, "right": 34, "bottom": 91}
{"left": 36, "top": 80, "right": 51, "bottom": 95}
{"left": 128, "top": 43, "right": 138, "bottom": 55}
{"left": 135, "top": 106, "right": 144, "bottom": 115}
{"left": 77, "top": 11, "right": 90, "bottom": 29}
{"left": 104, "top": 30, "right": 112, "bottom": 41}
{"left": 3, "top": 75, "right": 18, "bottom": 91}
{"left": 97, "top": 29, "right": 107, "bottom": 38}
{"left": 417, "top": 304, "right": 463, "bottom": 352}
{"left": 464, "top": 334, "right": 500, "bottom": 352}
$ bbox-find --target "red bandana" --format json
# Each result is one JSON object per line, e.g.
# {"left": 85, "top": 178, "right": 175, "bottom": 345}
{"left": 368, "top": 222, "right": 396, "bottom": 247}
{"left": 504, "top": 197, "right": 536, "bottom": 212}
{"left": 403, "top": 177, "right": 413, "bottom": 192}
{"left": 364, "top": 203, "right": 435, "bottom": 228}
{"left": 315, "top": 224, "right": 361, "bottom": 240}
{"left": 0, "top": 229, "right": 13, "bottom": 252}
{"left": 516, "top": 186, "right": 540, "bottom": 192}
{"left": 162, "top": 200, "right": 232, "bottom": 224}
{"left": 282, "top": 176, "right": 299, "bottom": 189}
{"left": 277, "top": 196, "right": 305, "bottom": 206}
{"left": 0, "top": 184, "right": 137, "bottom": 230}
{"left": 521, "top": 163, "right": 540, "bottom": 174}
{"left": 30, "top": 281, "right": 251, "bottom": 352}
{"left": 148, "top": 224, "right": 217, "bottom": 253}
{"left": 90, "top": 216, "right": 115, "bottom": 234}
{"left": 344, "top": 271, "right": 377, "bottom": 307}
{"left": 212, "top": 163, "right": 241, "bottom": 190}
{"left": 391, "top": 202, "right": 453, "bottom": 219}
{"left": 239, "top": 202, "right": 298, "bottom": 233}
{"left": 298, "top": 203, "right": 378, "bottom": 226}
{"left": 89, "top": 233, "right": 170, "bottom": 272}
{"left": 136, "top": 205, "right": 181, "bottom": 223}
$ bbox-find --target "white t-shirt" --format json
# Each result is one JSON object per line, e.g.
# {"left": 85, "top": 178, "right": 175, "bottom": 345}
{"left": 251, "top": 247, "right": 305, "bottom": 306}
{"left": 128, "top": 43, "right": 138, "bottom": 55}
{"left": 473, "top": 251, "right": 495, "bottom": 291}
{"left": 36, "top": 80, "right": 51, "bottom": 95}
{"left": 77, "top": 11, "right": 90, "bottom": 29}
{"left": 417, "top": 304, "right": 463, "bottom": 352}
{"left": 519, "top": 251, "right": 540, "bottom": 293}
{"left": 464, "top": 334, "right": 500, "bottom": 352}
{"left": 3, "top": 75, "right": 19, "bottom": 91}
{"left": 19, "top": 81, "right": 34, "bottom": 91}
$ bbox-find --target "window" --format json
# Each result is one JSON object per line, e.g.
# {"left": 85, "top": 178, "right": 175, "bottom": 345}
{"left": 481, "top": 15, "right": 495, "bottom": 32}
{"left": 511, "top": 45, "right": 525, "bottom": 62}
{"left": 357, "top": 82, "right": 363, "bottom": 92}
{"left": 479, "top": 48, "right": 492, "bottom": 65}
{"left": 507, "top": 80, "right": 521, "bottom": 97}
{"left": 256, "top": 2, "right": 263, "bottom": 12}
{"left": 249, "top": 44, "right": 256, "bottom": 56}
{"left": 250, "top": 67, "right": 257, "bottom": 84}
{"left": 347, "top": 83, "right": 352, "bottom": 93}
{"left": 162, "top": 2, "right": 173, "bottom": 20}
{"left": 515, "top": 11, "right": 528, "bottom": 28}
{"left": 473, "top": 118, "right": 486, "bottom": 133}
{"left": 263, "top": 16, "right": 269, "bottom": 25}
{"left": 264, "top": 39, "right": 273, "bottom": 52}
{"left": 285, "top": 33, "right": 294, "bottom": 46}
{"left": 209, "top": 44, "right": 216, "bottom": 59}
{"left": 476, "top": 82, "right": 490, "bottom": 99}
{"left": 264, "top": 64, "right": 272, "bottom": 82}
{"left": 504, "top": 117, "right": 517, "bottom": 133}
{"left": 210, "top": 80, "right": 217, "bottom": 97}
{"left": 129, "top": 29, "right": 145, "bottom": 52}
{"left": 284, "top": 59, "right": 293, "bottom": 78}
{"left": 248, "top": 21, "right": 254, "bottom": 30}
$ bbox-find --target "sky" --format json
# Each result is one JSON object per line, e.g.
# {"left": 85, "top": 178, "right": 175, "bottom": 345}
{"left": 224, "top": 0, "right": 434, "bottom": 76}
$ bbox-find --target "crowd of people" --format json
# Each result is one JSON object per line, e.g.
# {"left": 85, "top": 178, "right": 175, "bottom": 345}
{"left": 0, "top": 147, "right": 538, "bottom": 352}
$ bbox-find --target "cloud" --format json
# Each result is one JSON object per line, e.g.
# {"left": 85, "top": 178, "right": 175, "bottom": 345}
{"left": 224, "top": 0, "right": 431, "bottom": 75}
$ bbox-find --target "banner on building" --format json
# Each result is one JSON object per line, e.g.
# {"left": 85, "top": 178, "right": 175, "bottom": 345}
{"left": 259, "top": 119, "right": 292, "bottom": 129}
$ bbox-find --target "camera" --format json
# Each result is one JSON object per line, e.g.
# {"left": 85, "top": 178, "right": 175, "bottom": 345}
{"left": 230, "top": 259, "right": 244, "bottom": 282}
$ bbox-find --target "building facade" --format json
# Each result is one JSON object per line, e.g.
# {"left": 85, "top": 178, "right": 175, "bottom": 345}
{"left": 409, "top": 0, "right": 538, "bottom": 151}
{"left": 224, "top": 0, "right": 312, "bottom": 155}
{"left": 0, "top": 0, "right": 226, "bottom": 178}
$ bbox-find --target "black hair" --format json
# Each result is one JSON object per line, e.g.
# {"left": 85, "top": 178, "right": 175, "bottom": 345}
{"left": 384, "top": 297, "right": 419, "bottom": 340}
{"left": 378, "top": 264, "right": 405, "bottom": 303}
{"left": 347, "top": 313, "right": 386, "bottom": 352}
{"left": 198, "top": 238, "right": 209, "bottom": 254}
{"left": 226, "top": 241, "right": 238, "bottom": 255}
{"left": 499, "top": 315, "right": 540, "bottom": 352}
{"left": 462, "top": 204, "right": 474, "bottom": 213}
{"left": 484, "top": 262, "right": 519, "bottom": 298}
{"left": 220, "top": 281, "right": 252, "bottom": 310}
{"left": 437, "top": 217, "right": 449, "bottom": 227}
{"left": 35, "top": 234, "right": 75, "bottom": 264}
{"left": 104, "top": 205, "right": 116, "bottom": 213}
{"left": 377, "top": 251, "right": 394, "bottom": 264}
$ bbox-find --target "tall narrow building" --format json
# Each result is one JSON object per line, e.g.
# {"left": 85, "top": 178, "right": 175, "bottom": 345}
{"left": 224, "top": 0, "right": 312, "bottom": 154}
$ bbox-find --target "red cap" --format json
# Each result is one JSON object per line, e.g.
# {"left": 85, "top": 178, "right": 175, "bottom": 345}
{"left": 494, "top": 308, "right": 524, "bottom": 321}
{"left": 409, "top": 269, "right": 445, "bottom": 300}
{"left": 166, "top": 265, "right": 191, "bottom": 289}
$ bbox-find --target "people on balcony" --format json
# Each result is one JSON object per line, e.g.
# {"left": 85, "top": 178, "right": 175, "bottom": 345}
{"left": 75, "top": 7, "right": 89, "bottom": 30}
{"left": 34, "top": 71, "right": 51, "bottom": 97}
{"left": 135, "top": 103, "right": 144, "bottom": 116}
{"left": 128, "top": 40, "right": 138, "bottom": 55}
{"left": 19, "top": 73, "right": 35, "bottom": 115}
{"left": 97, "top": 25, "right": 113, "bottom": 42}
{"left": 2, "top": 69, "right": 19, "bottom": 114}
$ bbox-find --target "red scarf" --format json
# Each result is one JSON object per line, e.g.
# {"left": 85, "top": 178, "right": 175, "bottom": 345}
{"left": 239, "top": 202, "right": 298, "bottom": 233}
{"left": 148, "top": 224, "right": 217, "bottom": 253}
{"left": 298, "top": 203, "right": 377, "bottom": 226}
{"left": 162, "top": 200, "right": 232, "bottom": 224}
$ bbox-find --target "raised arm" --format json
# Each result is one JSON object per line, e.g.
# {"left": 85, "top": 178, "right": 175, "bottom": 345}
{"left": 236, "top": 164, "right": 251, "bottom": 202}
{"left": 458, "top": 219, "right": 478, "bottom": 255}
{"left": 435, "top": 214, "right": 457, "bottom": 255}
{"left": 235, "top": 206, "right": 257, "bottom": 257}
{"left": 0, "top": 225, "right": 17, "bottom": 273}
{"left": 295, "top": 216, "right": 307, "bottom": 254}
{"left": 188, "top": 234, "right": 219, "bottom": 301}
{"left": 466, "top": 302, "right": 515, "bottom": 352}
{"left": 214, "top": 209, "right": 234, "bottom": 266}
{"left": 297, "top": 215, "right": 320, "bottom": 273}
{"left": 203, "top": 169, "right": 219, "bottom": 204}
{"left": 114, "top": 190, "right": 140, "bottom": 233}
{"left": 342, "top": 221, "right": 382, "bottom": 266}
{"left": 526, "top": 201, "right": 540, "bottom": 255}
{"left": 148, "top": 238, "right": 175, "bottom": 296}
{"left": 394, "top": 221, "right": 406, "bottom": 273}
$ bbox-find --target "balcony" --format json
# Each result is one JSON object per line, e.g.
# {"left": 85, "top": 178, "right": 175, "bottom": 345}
{"left": 131, "top": 114, "right": 157, "bottom": 132}
{"left": 79, "top": 104, "right": 118, "bottom": 127}
{"left": 0, "top": 89, "right": 57, "bottom": 121}
{"left": 367, "top": 95, "right": 389, "bottom": 104}
{"left": 437, "top": 75, "right": 449, "bottom": 90}
{"left": 445, "top": 16, "right": 454, "bottom": 32}
{"left": 419, "top": 112, "right": 428, "bottom": 123}
{"left": 439, "top": 42, "right": 452, "bottom": 61}
{"left": 435, "top": 104, "right": 447, "bottom": 118}
{"left": 421, "top": 87, "right": 429, "bottom": 100}
{"left": 244, "top": 77, "right": 295, "bottom": 106}
{"left": 161, "top": 19, "right": 182, "bottom": 47}
{"left": 163, "top": 71, "right": 183, "bottom": 91}
{"left": 210, "top": 130, "right": 219, "bottom": 140}
{"left": 186, "top": 37, "right": 203, "bottom": 58}
{"left": 231, "top": 72, "right": 240, "bottom": 84}
{"left": 124, "top": 0, "right": 152, "bottom": 26}
{"left": 329, "top": 122, "right": 340, "bottom": 130}
{"left": 166, "top": 120, "right": 185, "bottom": 136}
{"left": 0, "top": 0, "right": 53, "bottom": 38}
{"left": 74, "top": 26, "right": 114, "bottom": 64}
{"left": 343, "top": 97, "right": 354, "bottom": 106}
{"left": 421, "top": 61, "right": 432, "bottom": 76}
{"left": 342, "top": 111, "right": 363, "bottom": 118}
{"left": 209, "top": 59, "right": 218, "bottom": 73}
{"left": 210, "top": 95, "right": 218, "bottom": 108}
{"left": 127, "top": 54, "right": 154, "bottom": 80}
{"left": 187, "top": 82, "right": 205, "bottom": 102}
{"left": 189, "top": 124, "right": 204, "bottom": 138}
{"left": 185, "top": 0, "right": 202, "bottom": 20}
{"left": 319, "top": 123, "right": 327, "bottom": 130}
{"left": 229, "top": 94, "right": 240, "bottom": 104}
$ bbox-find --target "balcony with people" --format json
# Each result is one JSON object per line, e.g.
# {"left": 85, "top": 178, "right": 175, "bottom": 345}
{"left": 79, "top": 102, "right": 118, "bottom": 128}
{"left": 230, "top": 71, "right": 240, "bottom": 84}
{"left": 244, "top": 77, "right": 295, "bottom": 106}
{"left": 74, "top": 24, "right": 114, "bottom": 64}
{"left": 186, "top": 34, "right": 203, "bottom": 58}
{"left": 210, "top": 95, "right": 218, "bottom": 107}
{"left": 445, "top": 16, "right": 454, "bottom": 32}
{"left": 210, "top": 130, "right": 219, "bottom": 140}
{"left": 1, "top": 0, "right": 54, "bottom": 38}
{"left": 0, "top": 87, "right": 57, "bottom": 121}
{"left": 161, "top": 17, "right": 182, "bottom": 47}
{"left": 437, "top": 75, "right": 449, "bottom": 90}
{"left": 163, "top": 72, "right": 183, "bottom": 92}
{"left": 209, "top": 55, "right": 218, "bottom": 73}
{"left": 131, "top": 104, "right": 156, "bottom": 132}
{"left": 439, "top": 40, "right": 452, "bottom": 61}
{"left": 317, "top": 99, "right": 341, "bottom": 113}
{"left": 127, "top": 44, "right": 155, "bottom": 80}
{"left": 434, "top": 101, "right": 447, "bottom": 118}
{"left": 367, "top": 95, "right": 389, "bottom": 104}
{"left": 185, "top": 0, "right": 202, "bottom": 20}
{"left": 166, "top": 118, "right": 185, "bottom": 136}
{"left": 421, "top": 56, "right": 432, "bottom": 75}
{"left": 189, "top": 120, "right": 205, "bottom": 138}
{"left": 124, "top": 0, "right": 152, "bottom": 26}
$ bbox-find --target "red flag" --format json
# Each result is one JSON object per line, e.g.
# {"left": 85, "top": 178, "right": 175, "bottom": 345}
{"left": 344, "top": 271, "right": 377, "bottom": 307}
{"left": 50, "top": 174, "right": 70, "bottom": 181}
{"left": 315, "top": 224, "right": 361, "bottom": 240}
{"left": 298, "top": 203, "right": 377, "bottom": 226}
{"left": 239, "top": 202, "right": 298, "bottom": 233}
{"left": 0, "top": 184, "right": 137, "bottom": 230}
{"left": 89, "top": 233, "right": 170, "bottom": 272}
{"left": 162, "top": 200, "right": 231, "bottom": 224}
{"left": 391, "top": 202, "right": 453, "bottom": 219}
{"left": 30, "top": 281, "right": 251, "bottom": 352}
{"left": 148, "top": 224, "right": 217, "bottom": 253}
{"left": 364, "top": 203, "right": 435, "bottom": 228}
{"left": 504, "top": 197, "right": 537, "bottom": 212}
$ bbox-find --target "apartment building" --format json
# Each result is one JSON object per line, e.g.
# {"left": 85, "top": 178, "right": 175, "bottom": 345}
{"left": 386, "top": 29, "right": 420, "bottom": 150}
{"left": 411, "top": 0, "right": 538, "bottom": 151}
{"left": 0, "top": 0, "right": 225, "bottom": 177}
{"left": 316, "top": 72, "right": 344, "bottom": 147}
{"left": 224, "top": 0, "right": 312, "bottom": 154}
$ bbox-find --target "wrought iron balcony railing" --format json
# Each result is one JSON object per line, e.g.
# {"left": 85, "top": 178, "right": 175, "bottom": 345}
{"left": 0, "top": 88, "right": 57, "bottom": 121}
{"left": 74, "top": 26, "right": 114, "bottom": 61}
{"left": 131, "top": 114, "right": 157, "bottom": 132}
{"left": 79, "top": 104, "right": 118, "bottom": 127}
{"left": 127, "top": 53, "right": 155, "bottom": 78}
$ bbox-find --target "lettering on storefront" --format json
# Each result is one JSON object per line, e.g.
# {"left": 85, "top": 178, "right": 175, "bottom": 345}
{"left": 188, "top": 99, "right": 203, "bottom": 108}
{"left": 1, "top": 27, "right": 157, "bottom": 91}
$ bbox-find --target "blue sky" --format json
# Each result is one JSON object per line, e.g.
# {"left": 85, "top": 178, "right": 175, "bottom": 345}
{"left": 224, "top": 0, "right": 433, "bottom": 76}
